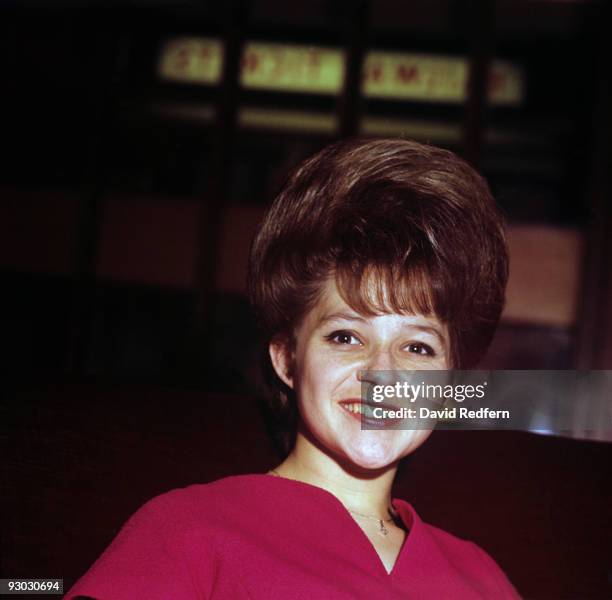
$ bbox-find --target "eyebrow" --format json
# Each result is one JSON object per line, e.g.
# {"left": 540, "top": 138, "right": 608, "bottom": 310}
{"left": 318, "top": 313, "right": 445, "bottom": 343}
{"left": 409, "top": 325, "right": 446, "bottom": 345}
{"left": 318, "top": 312, "right": 368, "bottom": 326}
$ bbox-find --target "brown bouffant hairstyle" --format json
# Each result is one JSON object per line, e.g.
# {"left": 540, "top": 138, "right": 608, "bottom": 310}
{"left": 248, "top": 137, "right": 508, "bottom": 454}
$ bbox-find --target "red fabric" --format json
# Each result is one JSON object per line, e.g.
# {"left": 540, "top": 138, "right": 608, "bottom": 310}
{"left": 65, "top": 474, "right": 521, "bottom": 599}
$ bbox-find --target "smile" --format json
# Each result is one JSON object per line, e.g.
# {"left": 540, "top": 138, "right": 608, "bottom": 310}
{"left": 339, "top": 401, "right": 401, "bottom": 427}
{"left": 342, "top": 402, "right": 367, "bottom": 415}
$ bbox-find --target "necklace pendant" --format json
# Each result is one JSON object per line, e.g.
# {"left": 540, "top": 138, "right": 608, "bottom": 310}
{"left": 379, "top": 520, "right": 389, "bottom": 536}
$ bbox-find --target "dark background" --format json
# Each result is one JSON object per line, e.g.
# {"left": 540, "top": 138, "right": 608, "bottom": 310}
{"left": 1, "top": 1, "right": 611, "bottom": 598}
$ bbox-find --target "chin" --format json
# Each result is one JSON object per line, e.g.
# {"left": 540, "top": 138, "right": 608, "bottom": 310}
{"left": 340, "top": 432, "right": 432, "bottom": 471}
{"left": 347, "top": 454, "right": 398, "bottom": 471}
{"left": 338, "top": 442, "right": 403, "bottom": 471}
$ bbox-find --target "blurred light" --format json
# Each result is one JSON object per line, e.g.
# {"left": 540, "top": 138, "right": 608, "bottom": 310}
{"left": 363, "top": 53, "right": 523, "bottom": 105}
{"left": 158, "top": 37, "right": 524, "bottom": 106}
{"left": 240, "top": 42, "right": 345, "bottom": 95}
{"left": 238, "top": 106, "right": 338, "bottom": 134}
{"left": 158, "top": 37, "right": 224, "bottom": 84}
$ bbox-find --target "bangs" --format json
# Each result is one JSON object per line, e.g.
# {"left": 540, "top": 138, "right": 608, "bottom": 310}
{"left": 334, "top": 261, "right": 440, "bottom": 320}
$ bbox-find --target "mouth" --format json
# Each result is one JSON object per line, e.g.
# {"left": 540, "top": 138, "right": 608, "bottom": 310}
{"left": 338, "top": 399, "right": 403, "bottom": 427}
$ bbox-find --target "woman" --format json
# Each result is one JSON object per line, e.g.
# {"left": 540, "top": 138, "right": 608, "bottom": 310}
{"left": 66, "top": 138, "right": 520, "bottom": 599}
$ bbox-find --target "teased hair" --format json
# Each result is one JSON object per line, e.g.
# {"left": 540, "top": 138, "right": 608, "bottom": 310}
{"left": 248, "top": 137, "right": 509, "bottom": 454}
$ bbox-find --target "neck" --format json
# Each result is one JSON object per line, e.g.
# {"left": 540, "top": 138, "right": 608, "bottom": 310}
{"left": 273, "top": 428, "right": 398, "bottom": 518}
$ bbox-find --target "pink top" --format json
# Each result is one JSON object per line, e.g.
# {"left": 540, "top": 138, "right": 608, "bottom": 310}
{"left": 65, "top": 474, "right": 521, "bottom": 599}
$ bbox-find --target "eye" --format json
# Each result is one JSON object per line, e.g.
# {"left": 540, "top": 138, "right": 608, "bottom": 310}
{"left": 325, "top": 330, "right": 362, "bottom": 346}
{"left": 406, "top": 342, "right": 436, "bottom": 356}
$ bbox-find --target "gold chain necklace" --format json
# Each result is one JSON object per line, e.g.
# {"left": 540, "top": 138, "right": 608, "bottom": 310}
{"left": 268, "top": 469, "right": 396, "bottom": 536}
{"left": 347, "top": 508, "right": 395, "bottom": 536}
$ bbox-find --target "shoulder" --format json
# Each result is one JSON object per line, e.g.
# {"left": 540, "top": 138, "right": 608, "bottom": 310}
{"left": 141, "top": 473, "right": 269, "bottom": 513}
{"left": 123, "top": 473, "right": 281, "bottom": 543}
{"left": 129, "top": 474, "right": 268, "bottom": 531}
{"left": 65, "top": 475, "right": 266, "bottom": 600}
{"left": 430, "top": 526, "right": 521, "bottom": 599}
{"left": 396, "top": 500, "right": 521, "bottom": 599}
{"left": 421, "top": 520, "right": 485, "bottom": 560}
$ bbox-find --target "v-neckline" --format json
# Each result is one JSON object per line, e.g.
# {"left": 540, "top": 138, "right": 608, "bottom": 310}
{"left": 260, "top": 472, "right": 414, "bottom": 577}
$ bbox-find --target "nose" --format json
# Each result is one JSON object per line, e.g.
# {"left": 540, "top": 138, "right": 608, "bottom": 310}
{"left": 357, "top": 348, "right": 399, "bottom": 386}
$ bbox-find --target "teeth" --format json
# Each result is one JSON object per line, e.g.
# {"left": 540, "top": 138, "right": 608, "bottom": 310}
{"left": 342, "top": 402, "right": 403, "bottom": 421}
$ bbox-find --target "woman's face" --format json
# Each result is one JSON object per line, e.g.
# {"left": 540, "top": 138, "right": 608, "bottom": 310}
{"left": 270, "top": 277, "right": 450, "bottom": 471}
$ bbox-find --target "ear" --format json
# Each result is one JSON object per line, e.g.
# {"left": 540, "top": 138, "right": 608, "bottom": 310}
{"left": 269, "top": 334, "right": 295, "bottom": 389}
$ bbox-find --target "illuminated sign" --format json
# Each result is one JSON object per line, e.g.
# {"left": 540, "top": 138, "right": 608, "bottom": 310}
{"left": 241, "top": 42, "right": 345, "bottom": 94}
{"left": 363, "top": 52, "right": 522, "bottom": 105}
{"left": 158, "top": 37, "right": 524, "bottom": 105}
{"left": 158, "top": 37, "right": 223, "bottom": 84}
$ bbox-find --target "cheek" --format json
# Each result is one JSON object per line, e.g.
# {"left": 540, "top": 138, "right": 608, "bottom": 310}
{"left": 302, "top": 358, "right": 340, "bottom": 396}
{"left": 297, "top": 349, "right": 354, "bottom": 402}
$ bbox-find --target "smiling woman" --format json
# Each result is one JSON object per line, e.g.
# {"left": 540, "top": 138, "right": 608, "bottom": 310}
{"left": 268, "top": 277, "right": 448, "bottom": 472}
{"left": 65, "top": 138, "right": 520, "bottom": 599}
{"left": 250, "top": 137, "right": 508, "bottom": 458}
